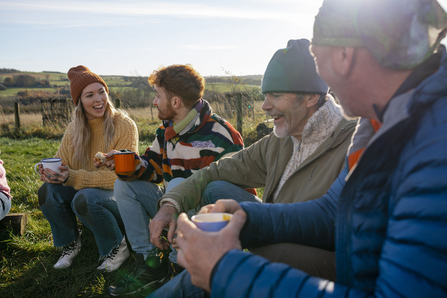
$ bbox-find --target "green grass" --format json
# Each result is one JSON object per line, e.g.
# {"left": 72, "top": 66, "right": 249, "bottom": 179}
{"left": 103, "top": 77, "right": 133, "bottom": 87}
{"left": 0, "top": 110, "right": 268, "bottom": 297}
{"left": 109, "top": 86, "right": 136, "bottom": 92}
{"left": 0, "top": 70, "right": 262, "bottom": 100}
{"left": 0, "top": 88, "right": 58, "bottom": 97}
{"left": 0, "top": 138, "right": 163, "bottom": 298}
{"left": 206, "top": 82, "right": 260, "bottom": 93}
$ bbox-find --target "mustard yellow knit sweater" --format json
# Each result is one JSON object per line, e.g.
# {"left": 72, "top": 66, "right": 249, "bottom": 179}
{"left": 55, "top": 112, "right": 138, "bottom": 190}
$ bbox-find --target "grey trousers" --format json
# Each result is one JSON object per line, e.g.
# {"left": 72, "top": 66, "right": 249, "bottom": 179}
{"left": 251, "top": 242, "right": 337, "bottom": 281}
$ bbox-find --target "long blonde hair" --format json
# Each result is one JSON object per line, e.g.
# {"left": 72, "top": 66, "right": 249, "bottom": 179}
{"left": 71, "top": 93, "right": 123, "bottom": 168}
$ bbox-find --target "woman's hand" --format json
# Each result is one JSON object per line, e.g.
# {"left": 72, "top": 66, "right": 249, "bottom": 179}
{"left": 94, "top": 150, "right": 117, "bottom": 171}
{"left": 40, "top": 162, "right": 69, "bottom": 184}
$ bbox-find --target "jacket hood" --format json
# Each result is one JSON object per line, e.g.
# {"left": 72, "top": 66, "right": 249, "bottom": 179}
{"left": 410, "top": 46, "right": 447, "bottom": 113}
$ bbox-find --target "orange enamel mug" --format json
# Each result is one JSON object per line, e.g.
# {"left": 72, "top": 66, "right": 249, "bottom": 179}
{"left": 114, "top": 151, "right": 135, "bottom": 173}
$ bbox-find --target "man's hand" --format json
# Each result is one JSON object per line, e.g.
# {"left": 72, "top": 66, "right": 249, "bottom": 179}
{"left": 176, "top": 209, "right": 246, "bottom": 292}
{"left": 149, "top": 204, "right": 178, "bottom": 250}
{"left": 94, "top": 150, "right": 117, "bottom": 170}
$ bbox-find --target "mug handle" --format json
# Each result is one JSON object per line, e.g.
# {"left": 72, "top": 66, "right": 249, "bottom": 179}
{"left": 34, "top": 163, "right": 43, "bottom": 175}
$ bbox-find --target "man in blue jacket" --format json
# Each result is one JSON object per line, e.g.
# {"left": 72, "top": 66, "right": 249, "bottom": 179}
{"left": 168, "top": 0, "right": 447, "bottom": 297}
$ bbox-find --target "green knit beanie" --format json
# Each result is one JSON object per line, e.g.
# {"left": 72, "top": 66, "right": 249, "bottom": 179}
{"left": 312, "top": 0, "right": 447, "bottom": 69}
{"left": 261, "top": 39, "right": 328, "bottom": 95}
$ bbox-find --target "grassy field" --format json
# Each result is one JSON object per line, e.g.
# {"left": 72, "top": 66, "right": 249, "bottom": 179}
{"left": 0, "top": 138, "right": 156, "bottom": 298}
{"left": 205, "top": 82, "right": 260, "bottom": 93}
{"left": 0, "top": 87, "right": 58, "bottom": 97}
{"left": 0, "top": 104, "right": 268, "bottom": 297}
{"left": 0, "top": 70, "right": 261, "bottom": 99}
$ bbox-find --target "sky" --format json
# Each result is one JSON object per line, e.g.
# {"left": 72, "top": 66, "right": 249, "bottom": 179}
{"left": 2, "top": 0, "right": 447, "bottom": 77}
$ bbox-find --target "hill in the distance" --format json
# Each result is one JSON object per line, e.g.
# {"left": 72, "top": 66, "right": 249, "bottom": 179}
{"left": 0, "top": 68, "right": 262, "bottom": 87}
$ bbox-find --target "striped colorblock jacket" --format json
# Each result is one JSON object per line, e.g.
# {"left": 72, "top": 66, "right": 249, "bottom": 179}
{"left": 118, "top": 99, "right": 246, "bottom": 189}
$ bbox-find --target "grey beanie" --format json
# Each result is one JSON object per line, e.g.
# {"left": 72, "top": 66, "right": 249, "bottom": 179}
{"left": 261, "top": 39, "right": 328, "bottom": 94}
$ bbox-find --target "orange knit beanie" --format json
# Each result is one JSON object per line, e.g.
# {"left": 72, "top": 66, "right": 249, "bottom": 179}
{"left": 67, "top": 65, "right": 108, "bottom": 105}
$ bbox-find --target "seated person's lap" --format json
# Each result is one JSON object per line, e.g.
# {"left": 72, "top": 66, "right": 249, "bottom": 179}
{"left": 251, "top": 243, "right": 336, "bottom": 281}
{"left": 201, "top": 181, "right": 261, "bottom": 206}
{"left": 0, "top": 191, "right": 11, "bottom": 221}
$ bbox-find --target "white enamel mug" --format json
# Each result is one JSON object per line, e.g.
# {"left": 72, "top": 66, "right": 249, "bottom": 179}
{"left": 34, "top": 158, "right": 62, "bottom": 175}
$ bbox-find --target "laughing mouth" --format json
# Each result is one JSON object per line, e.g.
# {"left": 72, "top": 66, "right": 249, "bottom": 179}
{"left": 93, "top": 105, "right": 104, "bottom": 110}
{"left": 269, "top": 115, "right": 284, "bottom": 121}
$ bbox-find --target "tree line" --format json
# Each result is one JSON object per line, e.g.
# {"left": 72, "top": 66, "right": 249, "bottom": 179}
{"left": 0, "top": 68, "right": 20, "bottom": 74}
{"left": 2, "top": 74, "right": 50, "bottom": 88}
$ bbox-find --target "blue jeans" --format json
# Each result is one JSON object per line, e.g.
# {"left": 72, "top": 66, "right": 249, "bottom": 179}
{"left": 0, "top": 191, "right": 11, "bottom": 221}
{"left": 114, "top": 179, "right": 164, "bottom": 259}
{"left": 38, "top": 183, "right": 125, "bottom": 256}
{"left": 114, "top": 178, "right": 187, "bottom": 263}
{"left": 147, "top": 181, "right": 260, "bottom": 298}
{"left": 116, "top": 179, "right": 260, "bottom": 264}
{"left": 201, "top": 180, "right": 261, "bottom": 206}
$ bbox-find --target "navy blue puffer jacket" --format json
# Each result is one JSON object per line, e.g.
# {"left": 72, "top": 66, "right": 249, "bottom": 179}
{"left": 210, "top": 50, "right": 447, "bottom": 297}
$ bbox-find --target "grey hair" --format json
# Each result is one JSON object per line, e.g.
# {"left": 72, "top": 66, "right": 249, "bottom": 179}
{"left": 296, "top": 93, "right": 327, "bottom": 108}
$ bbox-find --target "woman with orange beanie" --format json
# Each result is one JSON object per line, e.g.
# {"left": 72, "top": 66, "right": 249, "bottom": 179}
{"left": 37, "top": 65, "right": 138, "bottom": 272}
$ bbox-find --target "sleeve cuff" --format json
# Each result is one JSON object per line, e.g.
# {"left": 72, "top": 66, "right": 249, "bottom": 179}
{"left": 159, "top": 198, "right": 181, "bottom": 213}
{"left": 63, "top": 170, "right": 75, "bottom": 187}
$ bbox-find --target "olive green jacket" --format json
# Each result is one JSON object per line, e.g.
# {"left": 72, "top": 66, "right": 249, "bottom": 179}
{"left": 160, "top": 118, "right": 356, "bottom": 212}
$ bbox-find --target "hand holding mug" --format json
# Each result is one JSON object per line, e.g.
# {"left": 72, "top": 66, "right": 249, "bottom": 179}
{"left": 198, "top": 199, "right": 243, "bottom": 215}
{"left": 34, "top": 158, "right": 69, "bottom": 184}
{"left": 40, "top": 163, "right": 69, "bottom": 184}
{"left": 114, "top": 151, "right": 137, "bottom": 173}
{"left": 176, "top": 209, "right": 246, "bottom": 292}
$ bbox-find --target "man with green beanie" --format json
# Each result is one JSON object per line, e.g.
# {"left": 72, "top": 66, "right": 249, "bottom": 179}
{"left": 166, "top": 0, "right": 447, "bottom": 297}
{"left": 144, "top": 38, "right": 356, "bottom": 297}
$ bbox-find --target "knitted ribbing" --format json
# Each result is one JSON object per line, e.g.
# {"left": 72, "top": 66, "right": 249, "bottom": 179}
{"left": 56, "top": 113, "right": 138, "bottom": 190}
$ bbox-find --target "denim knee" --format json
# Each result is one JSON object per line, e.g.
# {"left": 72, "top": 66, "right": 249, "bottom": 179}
{"left": 202, "top": 181, "right": 236, "bottom": 204}
{"left": 202, "top": 181, "right": 260, "bottom": 206}
{"left": 72, "top": 192, "right": 88, "bottom": 216}
{"left": 39, "top": 183, "right": 77, "bottom": 212}
{"left": 37, "top": 183, "right": 48, "bottom": 207}
{"left": 71, "top": 188, "right": 107, "bottom": 216}
{"left": 114, "top": 179, "right": 129, "bottom": 198}
{"left": 203, "top": 181, "right": 227, "bottom": 199}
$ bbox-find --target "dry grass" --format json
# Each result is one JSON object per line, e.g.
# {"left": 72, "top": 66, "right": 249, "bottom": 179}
{"left": 0, "top": 111, "right": 42, "bottom": 126}
{"left": 0, "top": 101, "right": 271, "bottom": 146}
{"left": 0, "top": 108, "right": 155, "bottom": 127}
{"left": 124, "top": 106, "right": 157, "bottom": 123}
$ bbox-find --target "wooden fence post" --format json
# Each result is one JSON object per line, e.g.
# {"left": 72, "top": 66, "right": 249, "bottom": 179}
{"left": 236, "top": 93, "right": 243, "bottom": 135}
{"left": 115, "top": 98, "right": 121, "bottom": 109}
{"left": 150, "top": 99, "right": 154, "bottom": 120}
{"left": 14, "top": 102, "right": 20, "bottom": 132}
